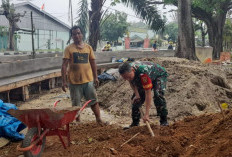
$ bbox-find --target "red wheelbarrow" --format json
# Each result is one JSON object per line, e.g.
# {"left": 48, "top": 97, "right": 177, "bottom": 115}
{"left": 7, "top": 100, "right": 92, "bottom": 157}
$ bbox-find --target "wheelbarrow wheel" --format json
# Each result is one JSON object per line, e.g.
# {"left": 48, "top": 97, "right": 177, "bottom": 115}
{"left": 22, "top": 128, "right": 46, "bottom": 157}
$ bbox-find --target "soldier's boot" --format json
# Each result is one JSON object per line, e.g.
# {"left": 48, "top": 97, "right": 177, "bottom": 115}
{"left": 123, "top": 121, "right": 139, "bottom": 130}
{"left": 160, "top": 116, "right": 169, "bottom": 126}
{"left": 123, "top": 109, "right": 140, "bottom": 130}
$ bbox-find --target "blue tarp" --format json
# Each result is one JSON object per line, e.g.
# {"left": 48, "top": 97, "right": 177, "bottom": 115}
{"left": 0, "top": 100, "right": 26, "bottom": 141}
{"left": 98, "top": 73, "right": 116, "bottom": 81}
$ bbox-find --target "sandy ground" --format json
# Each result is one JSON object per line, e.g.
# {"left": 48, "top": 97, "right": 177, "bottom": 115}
{"left": 15, "top": 88, "right": 132, "bottom": 127}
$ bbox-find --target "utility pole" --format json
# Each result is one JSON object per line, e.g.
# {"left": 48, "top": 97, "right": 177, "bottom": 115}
{"left": 69, "top": 0, "right": 73, "bottom": 27}
{"left": 70, "top": 0, "right": 73, "bottom": 27}
{"left": 31, "top": 11, "right": 35, "bottom": 58}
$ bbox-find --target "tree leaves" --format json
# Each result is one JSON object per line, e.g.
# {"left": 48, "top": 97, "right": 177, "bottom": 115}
{"left": 75, "top": 0, "right": 88, "bottom": 39}
{"left": 121, "top": 0, "right": 165, "bottom": 31}
{"left": 100, "top": 12, "right": 129, "bottom": 42}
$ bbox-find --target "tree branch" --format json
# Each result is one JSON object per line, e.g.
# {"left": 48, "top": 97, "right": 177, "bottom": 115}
{"left": 226, "top": 2, "right": 232, "bottom": 10}
{"left": 192, "top": 6, "right": 212, "bottom": 23}
{"left": 146, "top": 1, "right": 164, "bottom": 5}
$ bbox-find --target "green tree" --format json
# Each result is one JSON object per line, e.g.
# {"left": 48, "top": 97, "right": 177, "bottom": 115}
{"left": 191, "top": 0, "right": 231, "bottom": 59}
{"left": 1, "top": 0, "right": 25, "bottom": 50}
{"left": 121, "top": 0, "right": 232, "bottom": 59}
{"left": 166, "top": 0, "right": 231, "bottom": 58}
{"left": 76, "top": 0, "right": 118, "bottom": 51}
{"left": 75, "top": 0, "right": 88, "bottom": 39}
{"left": 121, "top": 0, "right": 165, "bottom": 31}
{"left": 100, "top": 12, "right": 129, "bottom": 43}
{"left": 164, "top": 22, "right": 178, "bottom": 42}
{"left": 193, "top": 19, "right": 208, "bottom": 47}
{"left": 121, "top": 0, "right": 196, "bottom": 59}
{"left": 223, "top": 19, "right": 232, "bottom": 51}
{"left": 88, "top": 0, "right": 104, "bottom": 51}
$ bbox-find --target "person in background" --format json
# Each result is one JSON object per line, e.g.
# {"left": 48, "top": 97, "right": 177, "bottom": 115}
{"left": 152, "top": 40, "right": 158, "bottom": 52}
{"left": 168, "top": 41, "right": 173, "bottom": 50}
{"left": 119, "top": 61, "right": 169, "bottom": 129}
{"left": 103, "top": 42, "right": 111, "bottom": 51}
{"left": 168, "top": 44, "right": 173, "bottom": 50}
{"left": 61, "top": 25, "right": 105, "bottom": 125}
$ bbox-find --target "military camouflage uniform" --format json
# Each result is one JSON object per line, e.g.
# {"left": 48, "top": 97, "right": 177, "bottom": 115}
{"left": 129, "top": 61, "right": 168, "bottom": 126}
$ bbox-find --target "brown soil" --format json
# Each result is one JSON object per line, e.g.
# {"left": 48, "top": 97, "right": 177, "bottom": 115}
{"left": 2, "top": 110, "right": 232, "bottom": 157}
{"left": 1, "top": 57, "right": 232, "bottom": 157}
{"left": 97, "top": 57, "right": 232, "bottom": 122}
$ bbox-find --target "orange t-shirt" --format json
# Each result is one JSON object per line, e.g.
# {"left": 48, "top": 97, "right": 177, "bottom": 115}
{"left": 63, "top": 43, "right": 95, "bottom": 84}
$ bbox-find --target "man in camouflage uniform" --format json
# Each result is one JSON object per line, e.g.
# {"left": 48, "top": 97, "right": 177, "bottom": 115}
{"left": 119, "top": 61, "right": 168, "bottom": 128}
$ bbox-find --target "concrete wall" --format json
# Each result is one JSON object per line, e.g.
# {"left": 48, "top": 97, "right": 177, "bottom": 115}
{"left": 0, "top": 50, "right": 174, "bottom": 63}
{"left": 0, "top": 57, "right": 62, "bottom": 79}
{"left": 95, "top": 50, "right": 175, "bottom": 63}
{"left": 0, "top": 52, "right": 63, "bottom": 63}
{"left": 0, "top": 50, "right": 175, "bottom": 79}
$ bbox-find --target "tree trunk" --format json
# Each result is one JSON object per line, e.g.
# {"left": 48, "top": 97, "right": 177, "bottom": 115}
{"left": 206, "top": 15, "right": 226, "bottom": 59}
{"left": 200, "top": 25, "right": 206, "bottom": 47}
{"left": 176, "top": 0, "right": 196, "bottom": 60}
{"left": 89, "top": 0, "right": 103, "bottom": 51}
{"left": 201, "top": 31, "right": 205, "bottom": 47}
{"left": 8, "top": 22, "right": 15, "bottom": 51}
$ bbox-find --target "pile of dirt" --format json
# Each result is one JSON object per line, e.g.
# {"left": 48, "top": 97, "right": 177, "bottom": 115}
{"left": 2, "top": 110, "right": 232, "bottom": 157}
{"left": 97, "top": 57, "right": 232, "bottom": 121}
{"left": 1, "top": 57, "right": 232, "bottom": 157}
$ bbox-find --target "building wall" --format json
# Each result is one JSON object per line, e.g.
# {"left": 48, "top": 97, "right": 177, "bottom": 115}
{"left": 0, "top": 35, "right": 8, "bottom": 50}
{"left": 16, "top": 29, "right": 68, "bottom": 51}
{"left": 15, "top": 5, "right": 69, "bottom": 51}
{"left": 0, "top": 3, "right": 70, "bottom": 51}
{"left": 16, "top": 5, "right": 70, "bottom": 32}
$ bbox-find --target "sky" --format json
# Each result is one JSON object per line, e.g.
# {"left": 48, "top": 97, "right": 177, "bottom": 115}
{"left": 1, "top": 0, "right": 177, "bottom": 27}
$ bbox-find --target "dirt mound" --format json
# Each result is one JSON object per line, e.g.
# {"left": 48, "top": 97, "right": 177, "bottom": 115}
{"left": 97, "top": 57, "right": 232, "bottom": 121}
{"left": 1, "top": 57, "right": 232, "bottom": 157}
{"left": 3, "top": 110, "right": 232, "bottom": 157}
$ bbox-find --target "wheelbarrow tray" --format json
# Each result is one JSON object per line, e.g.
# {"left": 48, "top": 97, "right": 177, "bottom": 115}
{"left": 8, "top": 107, "right": 80, "bottom": 129}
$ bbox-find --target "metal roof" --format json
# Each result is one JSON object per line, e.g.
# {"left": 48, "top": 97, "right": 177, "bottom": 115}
{"left": 0, "top": 2, "right": 70, "bottom": 30}
{"left": 15, "top": 2, "right": 70, "bottom": 29}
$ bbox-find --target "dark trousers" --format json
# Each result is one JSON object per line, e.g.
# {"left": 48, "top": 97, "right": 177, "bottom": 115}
{"left": 131, "top": 81, "right": 168, "bottom": 125}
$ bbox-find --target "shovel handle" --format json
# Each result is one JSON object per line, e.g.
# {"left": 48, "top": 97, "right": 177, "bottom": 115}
{"left": 139, "top": 108, "right": 155, "bottom": 137}
{"left": 145, "top": 121, "right": 155, "bottom": 137}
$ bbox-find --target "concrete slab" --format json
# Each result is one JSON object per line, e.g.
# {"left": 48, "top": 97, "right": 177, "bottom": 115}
{"left": 0, "top": 69, "right": 61, "bottom": 92}
{"left": 195, "top": 47, "right": 213, "bottom": 63}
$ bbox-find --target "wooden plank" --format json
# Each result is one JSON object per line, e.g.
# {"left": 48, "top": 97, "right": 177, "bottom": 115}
{"left": 38, "top": 82, "right": 42, "bottom": 94}
{"left": 7, "top": 91, "right": 10, "bottom": 103}
{"left": 0, "top": 71, "right": 61, "bottom": 92}
{"left": 97, "top": 62, "right": 121, "bottom": 69}
{"left": 49, "top": 78, "right": 56, "bottom": 89}
{"left": 0, "top": 137, "right": 10, "bottom": 148}
{"left": 22, "top": 86, "right": 29, "bottom": 101}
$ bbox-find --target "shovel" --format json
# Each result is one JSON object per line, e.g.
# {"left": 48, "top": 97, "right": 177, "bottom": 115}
{"left": 139, "top": 108, "right": 155, "bottom": 137}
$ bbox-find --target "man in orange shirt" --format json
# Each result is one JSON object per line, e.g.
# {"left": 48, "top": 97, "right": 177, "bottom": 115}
{"left": 61, "top": 25, "right": 104, "bottom": 124}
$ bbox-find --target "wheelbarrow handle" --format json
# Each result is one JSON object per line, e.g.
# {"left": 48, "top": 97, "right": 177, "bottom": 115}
{"left": 54, "top": 100, "right": 61, "bottom": 107}
{"left": 76, "top": 100, "right": 92, "bottom": 117}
